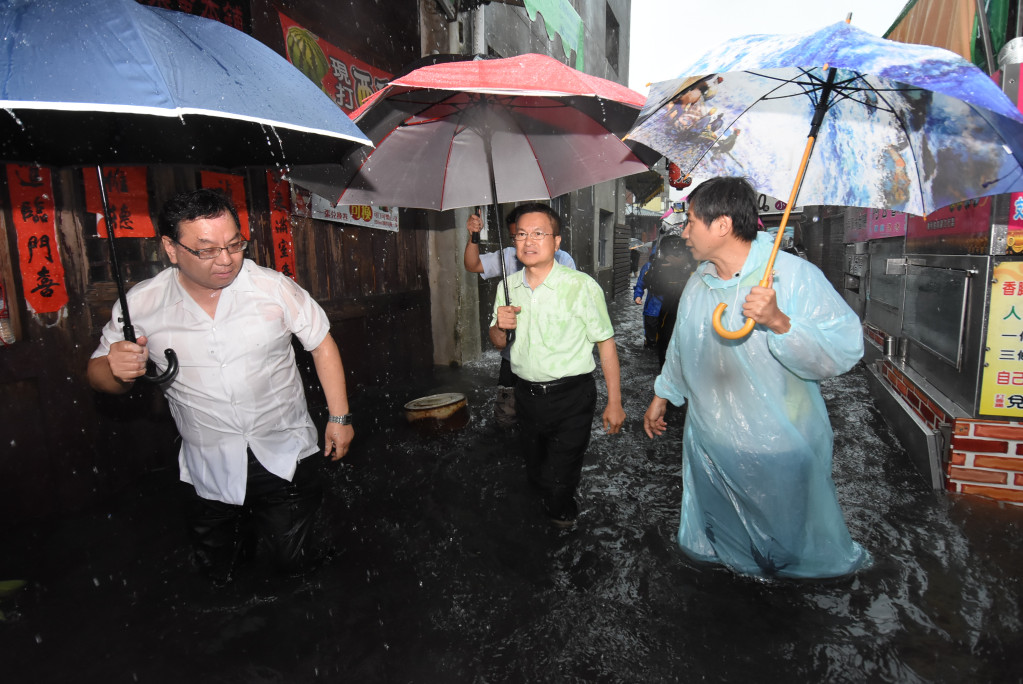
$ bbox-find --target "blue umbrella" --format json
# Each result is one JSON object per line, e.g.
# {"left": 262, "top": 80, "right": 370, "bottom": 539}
{"left": 0, "top": 0, "right": 371, "bottom": 382}
{"left": 0, "top": 0, "right": 371, "bottom": 168}
{"left": 627, "top": 20, "right": 1023, "bottom": 338}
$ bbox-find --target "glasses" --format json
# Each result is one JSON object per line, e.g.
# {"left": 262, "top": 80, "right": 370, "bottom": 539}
{"left": 512, "top": 230, "right": 555, "bottom": 242}
{"left": 173, "top": 239, "right": 248, "bottom": 260}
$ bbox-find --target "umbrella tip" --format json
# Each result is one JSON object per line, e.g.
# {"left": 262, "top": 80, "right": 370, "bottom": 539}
{"left": 845, "top": 12, "right": 852, "bottom": 24}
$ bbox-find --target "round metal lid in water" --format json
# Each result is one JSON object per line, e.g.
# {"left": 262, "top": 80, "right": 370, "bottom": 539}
{"left": 403, "top": 393, "right": 466, "bottom": 411}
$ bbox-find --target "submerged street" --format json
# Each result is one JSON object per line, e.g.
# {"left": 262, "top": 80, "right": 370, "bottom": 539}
{"left": 3, "top": 291, "right": 1022, "bottom": 683}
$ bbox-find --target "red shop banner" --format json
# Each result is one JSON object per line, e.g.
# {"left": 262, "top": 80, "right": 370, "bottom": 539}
{"left": 267, "top": 170, "right": 297, "bottom": 280}
{"left": 278, "top": 11, "right": 391, "bottom": 114}
{"left": 905, "top": 197, "right": 993, "bottom": 255}
{"left": 7, "top": 165, "right": 68, "bottom": 313}
{"left": 200, "top": 170, "right": 250, "bottom": 239}
{"left": 82, "top": 167, "right": 156, "bottom": 238}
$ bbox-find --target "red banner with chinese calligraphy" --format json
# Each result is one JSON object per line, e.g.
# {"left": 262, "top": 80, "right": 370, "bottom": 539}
{"left": 905, "top": 197, "right": 993, "bottom": 255}
{"left": 7, "top": 165, "right": 68, "bottom": 313}
{"left": 277, "top": 12, "right": 391, "bottom": 114}
{"left": 200, "top": 171, "right": 250, "bottom": 239}
{"left": 267, "top": 171, "right": 297, "bottom": 280}
{"left": 82, "top": 167, "right": 156, "bottom": 238}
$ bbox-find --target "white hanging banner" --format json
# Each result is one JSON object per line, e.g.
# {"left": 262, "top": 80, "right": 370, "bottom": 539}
{"left": 291, "top": 186, "right": 399, "bottom": 232}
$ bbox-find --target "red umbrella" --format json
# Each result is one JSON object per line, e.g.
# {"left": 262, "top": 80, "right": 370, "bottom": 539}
{"left": 289, "top": 53, "right": 651, "bottom": 208}
{"left": 288, "top": 54, "right": 653, "bottom": 328}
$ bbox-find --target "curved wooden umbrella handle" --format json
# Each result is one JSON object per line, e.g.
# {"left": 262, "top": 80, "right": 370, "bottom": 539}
{"left": 712, "top": 303, "right": 756, "bottom": 339}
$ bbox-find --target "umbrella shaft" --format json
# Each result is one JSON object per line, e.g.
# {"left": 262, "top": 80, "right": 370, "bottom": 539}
{"left": 97, "top": 168, "right": 136, "bottom": 343}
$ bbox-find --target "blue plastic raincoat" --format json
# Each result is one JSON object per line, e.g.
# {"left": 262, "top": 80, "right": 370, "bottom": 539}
{"left": 655, "top": 232, "right": 869, "bottom": 578}
{"left": 633, "top": 261, "right": 662, "bottom": 317}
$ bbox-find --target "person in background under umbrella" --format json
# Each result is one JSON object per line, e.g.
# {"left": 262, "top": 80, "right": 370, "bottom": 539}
{"left": 88, "top": 189, "right": 354, "bottom": 585}
{"left": 490, "top": 203, "right": 624, "bottom": 527}
{"left": 643, "top": 176, "right": 868, "bottom": 579}
{"left": 644, "top": 235, "right": 696, "bottom": 369}
{"left": 464, "top": 205, "right": 576, "bottom": 430}
{"left": 633, "top": 249, "right": 662, "bottom": 349}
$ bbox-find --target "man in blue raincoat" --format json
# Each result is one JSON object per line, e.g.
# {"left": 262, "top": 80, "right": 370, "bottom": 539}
{"left": 643, "top": 177, "right": 868, "bottom": 579}
{"left": 633, "top": 251, "right": 661, "bottom": 348}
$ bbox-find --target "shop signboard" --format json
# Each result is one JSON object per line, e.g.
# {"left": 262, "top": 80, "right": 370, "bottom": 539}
{"left": 1008, "top": 192, "right": 1023, "bottom": 253}
{"left": 905, "top": 198, "right": 992, "bottom": 254}
{"left": 844, "top": 208, "right": 908, "bottom": 243}
{"left": 980, "top": 259, "right": 1023, "bottom": 417}
{"left": 291, "top": 186, "right": 399, "bottom": 233}
{"left": 278, "top": 12, "right": 391, "bottom": 115}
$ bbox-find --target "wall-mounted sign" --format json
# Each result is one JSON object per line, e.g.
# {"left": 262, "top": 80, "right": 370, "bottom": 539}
{"left": 905, "top": 197, "right": 992, "bottom": 254}
{"left": 292, "top": 186, "right": 399, "bottom": 233}
{"left": 843, "top": 208, "right": 908, "bottom": 243}
{"left": 980, "top": 259, "right": 1023, "bottom": 417}
{"left": 267, "top": 170, "right": 297, "bottom": 280}
{"left": 7, "top": 165, "right": 68, "bottom": 314}
{"left": 278, "top": 12, "right": 391, "bottom": 114}
{"left": 83, "top": 167, "right": 156, "bottom": 238}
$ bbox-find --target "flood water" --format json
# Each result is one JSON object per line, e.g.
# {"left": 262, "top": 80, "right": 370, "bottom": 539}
{"left": 3, "top": 290, "right": 1022, "bottom": 683}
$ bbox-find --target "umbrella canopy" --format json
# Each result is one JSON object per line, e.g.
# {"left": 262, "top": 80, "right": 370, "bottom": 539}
{"left": 627, "top": 21, "right": 1023, "bottom": 218}
{"left": 288, "top": 53, "right": 653, "bottom": 209}
{"left": 626, "top": 21, "right": 1023, "bottom": 338}
{"left": 0, "top": 0, "right": 371, "bottom": 168}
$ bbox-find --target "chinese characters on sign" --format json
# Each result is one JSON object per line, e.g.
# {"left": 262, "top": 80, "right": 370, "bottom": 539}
{"left": 981, "top": 260, "right": 1023, "bottom": 417}
{"left": 83, "top": 167, "right": 156, "bottom": 238}
{"left": 200, "top": 171, "right": 250, "bottom": 239}
{"left": 267, "top": 171, "right": 297, "bottom": 280}
{"left": 842, "top": 208, "right": 908, "bottom": 243}
{"left": 905, "top": 197, "right": 991, "bottom": 255}
{"left": 292, "top": 186, "right": 399, "bottom": 232}
{"left": 6, "top": 165, "right": 68, "bottom": 313}
{"left": 1008, "top": 192, "right": 1023, "bottom": 254}
{"left": 278, "top": 12, "right": 391, "bottom": 114}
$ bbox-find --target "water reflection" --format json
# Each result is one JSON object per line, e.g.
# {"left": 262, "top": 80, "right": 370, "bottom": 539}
{"left": 3, "top": 291, "right": 1022, "bottom": 683}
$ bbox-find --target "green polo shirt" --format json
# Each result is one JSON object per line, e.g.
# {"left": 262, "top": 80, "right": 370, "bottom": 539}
{"left": 491, "top": 262, "right": 614, "bottom": 383}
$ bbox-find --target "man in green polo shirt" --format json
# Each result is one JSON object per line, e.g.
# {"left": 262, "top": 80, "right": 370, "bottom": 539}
{"left": 490, "top": 203, "right": 625, "bottom": 527}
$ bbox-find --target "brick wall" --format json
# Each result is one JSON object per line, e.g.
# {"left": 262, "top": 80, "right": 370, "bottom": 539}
{"left": 879, "top": 357, "right": 950, "bottom": 431}
{"left": 876, "top": 341, "right": 1023, "bottom": 507}
{"left": 950, "top": 421, "right": 1023, "bottom": 505}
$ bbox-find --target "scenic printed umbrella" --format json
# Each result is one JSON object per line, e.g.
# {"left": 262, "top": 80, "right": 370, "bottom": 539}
{"left": 288, "top": 53, "right": 653, "bottom": 329}
{"left": 626, "top": 20, "right": 1023, "bottom": 339}
{"left": 0, "top": 0, "right": 371, "bottom": 381}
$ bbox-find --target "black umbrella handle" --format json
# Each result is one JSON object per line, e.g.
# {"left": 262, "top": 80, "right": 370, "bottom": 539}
{"left": 142, "top": 348, "right": 178, "bottom": 384}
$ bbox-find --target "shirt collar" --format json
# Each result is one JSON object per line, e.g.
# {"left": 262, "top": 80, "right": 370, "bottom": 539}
{"left": 513, "top": 261, "right": 565, "bottom": 291}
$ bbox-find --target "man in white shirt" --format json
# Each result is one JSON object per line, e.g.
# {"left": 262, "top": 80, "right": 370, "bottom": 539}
{"left": 88, "top": 189, "right": 353, "bottom": 584}
{"left": 464, "top": 205, "right": 575, "bottom": 429}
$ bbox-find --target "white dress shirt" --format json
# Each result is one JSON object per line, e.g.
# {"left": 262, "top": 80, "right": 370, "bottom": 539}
{"left": 92, "top": 260, "right": 330, "bottom": 505}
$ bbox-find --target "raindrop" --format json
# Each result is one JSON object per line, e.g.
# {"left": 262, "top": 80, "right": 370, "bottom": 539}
{"left": 34, "top": 634, "right": 42, "bottom": 644}
{"left": 4, "top": 108, "right": 25, "bottom": 130}
{"left": 92, "top": 577, "right": 100, "bottom": 587}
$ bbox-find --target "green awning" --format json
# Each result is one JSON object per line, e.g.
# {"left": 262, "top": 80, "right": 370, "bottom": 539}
{"left": 523, "top": 0, "right": 584, "bottom": 70}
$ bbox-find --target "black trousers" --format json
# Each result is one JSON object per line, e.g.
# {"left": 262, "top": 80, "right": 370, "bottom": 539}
{"left": 514, "top": 374, "right": 597, "bottom": 519}
{"left": 185, "top": 449, "right": 323, "bottom": 582}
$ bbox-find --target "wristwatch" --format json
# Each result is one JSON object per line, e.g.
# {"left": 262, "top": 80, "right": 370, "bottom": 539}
{"left": 328, "top": 414, "right": 353, "bottom": 425}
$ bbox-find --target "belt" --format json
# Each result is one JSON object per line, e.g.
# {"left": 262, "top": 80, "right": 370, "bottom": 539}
{"left": 518, "top": 373, "right": 591, "bottom": 396}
